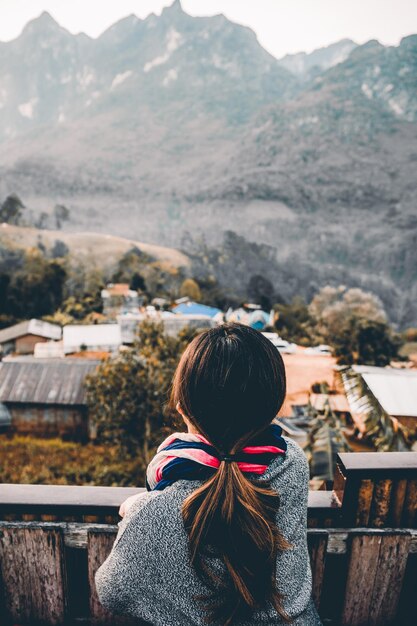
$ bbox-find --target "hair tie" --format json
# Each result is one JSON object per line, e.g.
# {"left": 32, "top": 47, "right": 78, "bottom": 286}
{"left": 219, "top": 454, "right": 238, "bottom": 463}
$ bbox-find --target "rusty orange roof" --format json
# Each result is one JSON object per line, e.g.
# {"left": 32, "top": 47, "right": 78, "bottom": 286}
{"left": 67, "top": 351, "right": 109, "bottom": 360}
{"left": 105, "top": 283, "right": 131, "bottom": 296}
{"left": 279, "top": 350, "right": 339, "bottom": 417}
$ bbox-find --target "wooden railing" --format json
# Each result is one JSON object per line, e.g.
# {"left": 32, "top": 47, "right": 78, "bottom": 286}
{"left": 0, "top": 452, "right": 416, "bottom": 626}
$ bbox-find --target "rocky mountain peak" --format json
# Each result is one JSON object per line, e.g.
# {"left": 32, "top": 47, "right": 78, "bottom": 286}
{"left": 21, "top": 11, "right": 62, "bottom": 36}
{"left": 164, "top": 0, "right": 184, "bottom": 13}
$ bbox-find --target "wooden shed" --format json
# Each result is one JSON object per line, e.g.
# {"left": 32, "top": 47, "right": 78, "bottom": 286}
{"left": 0, "top": 319, "right": 61, "bottom": 356}
{"left": 0, "top": 357, "right": 101, "bottom": 440}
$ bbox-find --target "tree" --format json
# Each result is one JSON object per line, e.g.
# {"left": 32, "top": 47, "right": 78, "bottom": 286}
{"left": 86, "top": 321, "right": 197, "bottom": 463}
{"left": 1, "top": 249, "right": 67, "bottom": 319}
{"left": 130, "top": 272, "right": 146, "bottom": 292}
{"left": 0, "top": 194, "right": 25, "bottom": 225}
{"left": 247, "top": 274, "right": 274, "bottom": 310}
{"left": 54, "top": 204, "right": 70, "bottom": 229}
{"left": 180, "top": 278, "right": 201, "bottom": 302}
{"left": 274, "top": 297, "right": 315, "bottom": 345}
{"left": 61, "top": 294, "right": 103, "bottom": 321}
{"left": 51, "top": 240, "right": 70, "bottom": 258}
{"left": 35, "top": 211, "right": 50, "bottom": 230}
{"left": 333, "top": 318, "right": 402, "bottom": 366}
{"left": 309, "top": 285, "right": 387, "bottom": 343}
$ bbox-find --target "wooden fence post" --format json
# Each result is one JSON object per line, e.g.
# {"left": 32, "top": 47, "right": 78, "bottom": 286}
{"left": 340, "top": 530, "right": 411, "bottom": 626}
{"left": 0, "top": 524, "right": 67, "bottom": 625}
{"left": 334, "top": 452, "right": 417, "bottom": 528}
{"left": 307, "top": 530, "right": 328, "bottom": 612}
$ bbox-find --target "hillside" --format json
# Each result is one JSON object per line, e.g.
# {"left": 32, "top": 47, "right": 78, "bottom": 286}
{"left": 0, "top": 224, "right": 190, "bottom": 268}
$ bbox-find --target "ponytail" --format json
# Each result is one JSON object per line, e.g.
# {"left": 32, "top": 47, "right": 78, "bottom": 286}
{"left": 182, "top": 459, "right": 293, "bottom": 625}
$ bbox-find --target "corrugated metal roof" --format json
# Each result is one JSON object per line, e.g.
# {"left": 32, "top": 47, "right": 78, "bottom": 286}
{"left": 352, "top": 365, "right": 417, "bottom": 418}
{"left": 0, "top": 358, "right": 101, "bottom": 405}
{"left": 0, "top": 319, "right": 62, "bottom": 344}
{"left": 310, "top": 393, "right": 351, "bottom": 413}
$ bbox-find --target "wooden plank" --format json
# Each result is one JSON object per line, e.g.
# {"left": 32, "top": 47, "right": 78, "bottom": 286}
{"left": 0, "top": 525, "right": 67, "bottom": 625}
{"left": 369, "top": 533, "right": 411, "bottom": 626}
{"left": 0, "top": 524, "right": 31, "bottom": 622}
{"left": 308, "top": 532, "right": 328, "bottom": 611}
{"left": 369, "top": 479, "right": 393, "bottom": 528}
{"left": 338, "top": 451, "right": 417, "bottom": 473}
{"left": 340, "top": 533, "right": 382, "bottom": 625}
{"left": 390, "top": 478, "right": 407, "bottom": 526}
{"left": 355, "top": 479, "right": 374, "bottom": 526}
{"left": 0, "top": 483, "right": 144, "bottom": 520}
{"left": 0, "top": 484, "right": 342, "bottom": 524}
{"left": 397, "top": 552, "right": 417, "bottom": 626}
{"left": 88, "top": 529, "right": 117, "bottom": 625}
{"left": 402, "top": 479, "right": 417, "bottom": 528}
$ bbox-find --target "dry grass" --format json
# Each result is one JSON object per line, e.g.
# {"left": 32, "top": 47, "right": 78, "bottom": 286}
{"left": 0, "top": 435, "right": 145, "bottom": 486}
{"left": 0, "top": 224, "right": 190, "bottom": 269}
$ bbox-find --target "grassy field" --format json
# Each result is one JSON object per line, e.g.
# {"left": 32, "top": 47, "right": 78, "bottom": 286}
{"left": 0, "top": 224, "right": 190, "bottom": 269}
{"left": 0, "top": 435, "right": 145, "bottom": 486}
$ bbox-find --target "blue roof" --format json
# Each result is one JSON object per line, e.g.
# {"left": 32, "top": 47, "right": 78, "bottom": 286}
{"left": 172, "top": 302, "right": 222, "bottom": 318}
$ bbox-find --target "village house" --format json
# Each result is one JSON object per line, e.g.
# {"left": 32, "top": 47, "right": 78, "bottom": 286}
{"left": 63, "top": 324, "right": 122, "bottom": 354}
{"left": 118, "top": 310, "right": 216, "bottom": 343}
{"left": 225, "top": 304, "right": 273, "bottom": 330}
{"left": 341, "top": 365, "right": 417, "bottom": 434}
{"left": 0, "top": 357, "right": 101, "bottom": 440}
{"left": 101, "top": 283, "right": 142, "bottom": 318}
{"left": 172, "top": 301, "right": 223, "bottom": 319}
{"left": 0, "top": 319, "right": 61, "bottom": 356}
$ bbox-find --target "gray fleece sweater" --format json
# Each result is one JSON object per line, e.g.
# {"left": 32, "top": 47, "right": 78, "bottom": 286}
{"left": 95, "top": 437, "right": 323, "bottom": 626}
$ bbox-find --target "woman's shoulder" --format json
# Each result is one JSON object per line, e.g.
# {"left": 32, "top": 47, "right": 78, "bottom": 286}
{"left": 260, "top": 436, "right": 310, "bottom": 485}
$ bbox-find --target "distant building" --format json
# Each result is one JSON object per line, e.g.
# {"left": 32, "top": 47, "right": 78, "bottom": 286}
{"left": 63, "top": 324, "right": 122, "bottom": 354}
{"left": 118, "top": 311, "right": 215, "bottom": 343}
{"left": 0, "top": 357, "right": 101, "bottom": 440}
{"left": 101, "top": 283, "right": 141, "bottom": 317}
{"left": 34, "top": 341, "right": 65, "bottom": 359}
{"left": 172, "top": 302, "right": 223, "bottom": 319}
{"left": 0, "top": 319, "right": 61, "bottom": 356}
{"left": 226, "top": 306, "right": 273, "bottom": 330}
{"left": 163, "top": 314, "right": 216, "bottom": 336}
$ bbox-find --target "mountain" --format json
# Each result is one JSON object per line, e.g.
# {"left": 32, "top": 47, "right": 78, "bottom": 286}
{"left": 0, "top": 2, "right": 295, "bottom": 142}
{"left": 199, "top": 34, "right": 417, "bottom": 326}
{"left": 277, "top": 39, "right": 357, "bottom": 78}
{"left": 0, "top": 2, "right": 416, "bottom": 326}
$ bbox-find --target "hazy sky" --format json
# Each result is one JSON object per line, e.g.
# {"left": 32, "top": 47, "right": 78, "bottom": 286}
{"left": 0, "top": 0, "right": 416, "bottom": 58}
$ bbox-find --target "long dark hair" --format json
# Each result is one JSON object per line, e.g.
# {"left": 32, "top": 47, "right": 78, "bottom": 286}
{"left": 170, "top": 323, "right": 293, "bottom": 625}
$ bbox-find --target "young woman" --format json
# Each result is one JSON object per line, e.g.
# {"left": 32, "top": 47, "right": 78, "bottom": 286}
{"left": 95, "top": 323, "right": 323, "bottom": 626}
